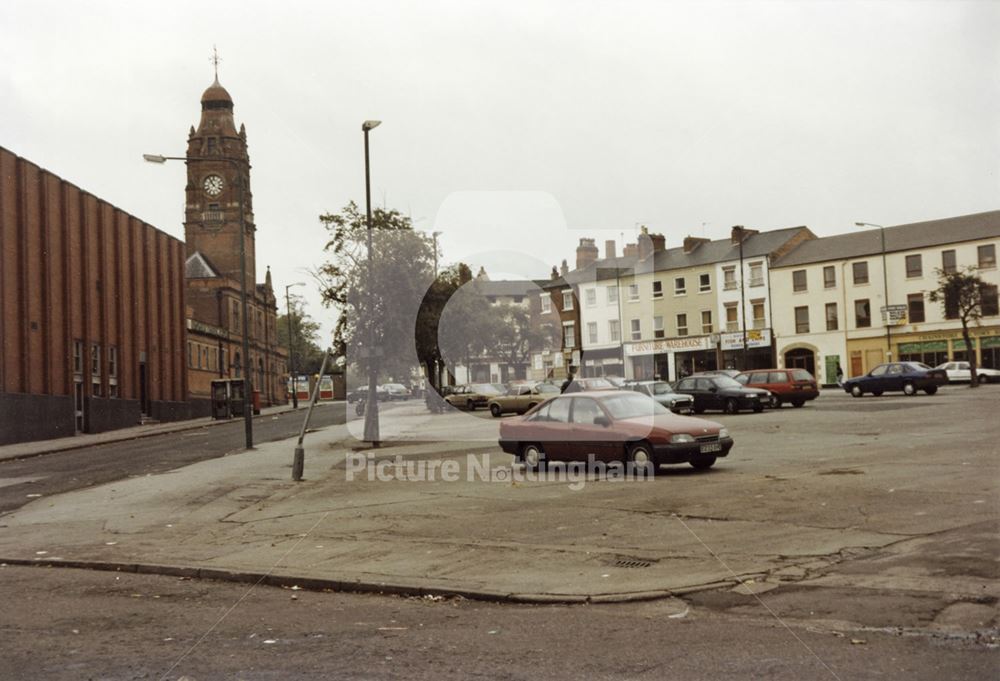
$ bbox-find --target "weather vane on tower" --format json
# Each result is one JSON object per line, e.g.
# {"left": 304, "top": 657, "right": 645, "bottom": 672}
{"left": 210, "top": 45, "right": 222, "bottom": 80}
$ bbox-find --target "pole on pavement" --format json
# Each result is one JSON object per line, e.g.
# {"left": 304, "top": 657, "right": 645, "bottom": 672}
{"left": 292, "top": 348, "right": 331, "bottom": 481}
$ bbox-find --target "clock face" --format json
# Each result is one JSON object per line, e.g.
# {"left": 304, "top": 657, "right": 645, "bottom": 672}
{"left": 203, "top": 175, "right": 224, "bottom": 197}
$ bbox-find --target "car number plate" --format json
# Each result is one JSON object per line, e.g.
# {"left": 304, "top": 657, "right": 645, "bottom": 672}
{"left": 700, "top": 442, "right": 721, "bottom": 453}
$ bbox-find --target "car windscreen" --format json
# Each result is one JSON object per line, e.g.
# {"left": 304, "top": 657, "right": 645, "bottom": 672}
{"left": 713, "top": 376, "right": 743, "bottom": 389}
{"left": 908, "top": 362, "right": 932, "bottom": 371}
{"left": 790, "top": 370, "right": 813, "bottom": 381}
{"left": 601, "top": 393, "right": 669, "bottom": 419}
{"left": 650, "top": 382, "right": 674, "bottom": 395}
{"left": 583, "top": 379, "right": 613, "bottom": 389}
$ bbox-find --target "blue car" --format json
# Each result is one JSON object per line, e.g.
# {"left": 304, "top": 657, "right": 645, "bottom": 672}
{"left": 842, "top": 362, "right": 947, "bottom": 397}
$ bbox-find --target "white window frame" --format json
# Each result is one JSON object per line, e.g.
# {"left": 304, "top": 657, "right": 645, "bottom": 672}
{"left": 749, "top": 261, "right": 764, "bottom": 287}
{"left": 608, "top": 319, "right": 621, "bottom": 343}
{"left": 653, "top": 315, "right": 665, "bottom": 339}
{"left": 652, "top": 281, "right": 663, "bottom": 299}
{"left": 699, "top": 273, "right": 711, "bottom": 292}
{"left": 701, "top": 310, "right": 712, "bottom": 334}
{"left": 723, "top": 266, "right": 737, "bottom": 291}
{"left": 562, "top": 321, "right": 576, "bottom": 348}
{"left": 540, "top": 296, "right": 552, "bottom": 314}
{"left": 630, "top": 318, "right": 641, "bottom": 341}
{"left": 676, "top": 313, "right": 688, "bottom": 337}
{"left": 562, "top": 291, "right": 573, "bottom": 311}
{"left": 674, "top": 277, "right": 686, "bottom": 296}
{"left": 627, "top": 283, "right": 640, "bottom": 301}
{"left": 587, "top": 321, "right": 598, "bottom": 345}
{"left": 607, "top": 285, "right": 618, "bottom": 305}
{"left": 584, "top": 288, "right": 597, "bottom": 307}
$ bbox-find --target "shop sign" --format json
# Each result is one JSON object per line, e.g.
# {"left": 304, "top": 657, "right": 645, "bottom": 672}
{"left": 720, "top": 328, "right": 771, "bottom": 350}
{"left": 898, "top": 341, "right": 948, "bottom": 353}
{"left": 625, "top": 336, "right": 713, "bottom": 356}
{"left": 881, "top": 305, "right": 907, "bottom": 326}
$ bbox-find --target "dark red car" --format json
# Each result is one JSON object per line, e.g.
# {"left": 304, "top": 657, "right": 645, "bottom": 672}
{"left": 498, "top": 391, "right": 734, "bottom": 472}
{"left": 734, "top": 368, "right": 819, "bottom": 408}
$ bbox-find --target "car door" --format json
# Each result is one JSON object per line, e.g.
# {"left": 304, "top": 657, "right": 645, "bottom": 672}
{"left": 884, "top": 363, "right": 905, "bottom": 391}
{"left": 866, "top": 364, "right": 889, "bottom": 392}
{"left": 955, "top": 362, "right": 971, "bottom": 382}
{"left": 674, "top": 378, "right": 701, "bottom": 409}
{"left": 568, "top": 397, "right": 614, "bottom": 462}
{"left": 539, "top": 396, "right": 572, "bottom": 460}
{"left": 698, "top": 378, "right": 722, "bottom": 410}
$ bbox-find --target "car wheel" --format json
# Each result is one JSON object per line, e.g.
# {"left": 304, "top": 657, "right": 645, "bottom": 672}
{"left": 924, "top": 386, "right": 938, "bottom": 395}
{"left": 521, "top": 444, "right": 545, "bottom": 471}
{"left": 768, "top": 394, "right": 781, "bottom": 409}
{"left": 490, "top": 404, "right": 502, "bottom": 417}
{"left": 690, "top": 456, "right": 716, "bottom": 470}
{"left": 903, "top": 382, "right": 917, "bottom": 396}
{"left": 791, "top": 399, "right": 805, "bottom": 408}
{"left": 627, "top": 442, "right": 657, "bottom": 475}
{"left": 850, "top": 385, "right": 863, "bottom": 398}
{"left": 978, "top": 374, "right": 989, "bottom": 384}
{"left": 724, "top": 398, "right": 739, "bottom": 414}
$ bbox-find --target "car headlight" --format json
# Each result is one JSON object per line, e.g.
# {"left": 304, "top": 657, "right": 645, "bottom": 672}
{"left": 718, "top": 427, "right": 729, "bottom": 439}
{"left": 670, "top": 433, "right": 695, "bottom": 444}
{"left": 668, "top": 399, "right": 677, "bottom": 407}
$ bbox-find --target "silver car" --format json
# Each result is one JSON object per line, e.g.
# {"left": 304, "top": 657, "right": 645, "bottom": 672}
{"left": 627, "top": 380, "right": 695, "bottom": 414}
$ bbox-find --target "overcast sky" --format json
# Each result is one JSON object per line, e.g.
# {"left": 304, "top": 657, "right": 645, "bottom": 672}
{"left": 2, "top": 0, "right": 997, "bottom": 341}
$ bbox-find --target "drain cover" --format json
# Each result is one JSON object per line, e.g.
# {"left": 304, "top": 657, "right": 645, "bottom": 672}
{"left": 614, "top": 559, "right": 652, "bottom": 569}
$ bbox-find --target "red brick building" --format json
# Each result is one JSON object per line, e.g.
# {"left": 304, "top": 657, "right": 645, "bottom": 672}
{"left": 181, "top": 76, "right": 287, "bottom": 414}
{"left": 0, "top": 146, "right": 190, "bottom": 444}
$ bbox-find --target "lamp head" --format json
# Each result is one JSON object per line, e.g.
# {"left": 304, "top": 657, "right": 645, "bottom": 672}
{"left": 143, "top": 154, "right": 167, "bottom": 164}
{"left": 362, "top": 120, "right": 382, "bottom": 131}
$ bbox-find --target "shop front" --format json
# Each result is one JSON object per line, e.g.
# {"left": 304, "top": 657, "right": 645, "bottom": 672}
{"left": 625, "top": 336, "right": 716, "bottom": 382}
{"left": 580, "top": 346, "right": 625, "bottom": 378}
{"left": 719, "top": 328, "right": 774, "bottom": 371}
{"left": 896, "top": 326, "right": 1000, "bottom": 368}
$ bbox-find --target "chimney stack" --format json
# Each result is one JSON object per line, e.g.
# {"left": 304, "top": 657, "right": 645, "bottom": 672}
{"left": 605, "top": 239, "right": 616, "bottom": 259}
{"left": 623, "top": 243, "right": 639, "bottom": 258}
{"left": 731, "top": 225, "right": 759, "bottom": 244}
{"left": 683, "top": 236, "right": 710, "bottom": 253}
{"left": 575, "top": 238, "right": 599, "bottom": 270}
{"left": 637, "top": 226, "right": 666, "bottom": 260}
{"left": 560, "top": 259, "right": 569, "bottom": 276}
{"left": 550, "top": 266, "right": 559, "bottom": 280}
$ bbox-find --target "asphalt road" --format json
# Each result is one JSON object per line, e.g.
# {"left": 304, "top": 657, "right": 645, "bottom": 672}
{"left": 0, "top": 565, "right": 994, "bottom": 681}
{"left": 0, "top": 403, "right": 346, "bottom": 516}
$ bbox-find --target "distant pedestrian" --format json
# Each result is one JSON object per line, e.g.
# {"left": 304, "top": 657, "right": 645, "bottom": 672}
{"left": 561, "top": 368, "right": 580, "bottom": 394}
{"left": 836, "top": 363, "right": 844, "bottom": 387}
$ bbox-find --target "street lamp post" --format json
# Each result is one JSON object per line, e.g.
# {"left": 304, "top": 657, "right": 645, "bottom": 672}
{"left": 144, "top": 153, "right": 254, "bottom": 450}
{"left": 855, "top": 222, "right": 892, "bottom": 361}
{"left": 285, "top": 281, "right": 306, "bottom": 408}
{"left": 734, "top": 225, "right": 748, "bottom": 371}
{"left": 362, "top": 120, "right": 381, "bottom": 445}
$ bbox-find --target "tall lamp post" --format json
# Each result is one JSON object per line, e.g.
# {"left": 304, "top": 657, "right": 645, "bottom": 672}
{"left": 144, "top": 153, "right": 254, "bottom": 450}
{"left": 362, "top": 120, "right": 381, "bottom": 445}
{"left": 855, "top": 222, "right": 892, "bottom": 361}
{"left": 733, "top": 225, "right": 748, "bottom": 371}
{"left": 285, "top": 281, "right": 306, "bottom": 408}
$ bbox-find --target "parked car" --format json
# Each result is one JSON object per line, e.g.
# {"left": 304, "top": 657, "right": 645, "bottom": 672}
{"left": 842, "top": 362, "right": 947, "bottom": 397}
{"left": 498, "top": 391, "right": 733, "bottom": 472}
{"left": 625, "top": 380, "right": 695, "bottom": 414}
{"left": 348, "top": 385, "right": 389, "bottom": 403}
{"left": 934, "top": 361, "right": 1000, "bottom": 384}
{"left": 488, "top": 382, "right": 560, "bottom": 417}
{"left": 734, "top": 368, "right": 819, "bottom": 408}
{"left": 672, "top": 375, "right": 768, "bottom": 414}
{"left": 603, "top": 376, "right": 628, "bottom": 388}
{"left": 379, "top": 383, "right": 411, "bottom": 400}
{"left": 575, "top": 377, "right": 617, "bottom": 391}
{"left": 444, "top": 383, "right": 504, "bottom": 410}
{"left": 691, "top": 369, "right": 742, "bottom": 379}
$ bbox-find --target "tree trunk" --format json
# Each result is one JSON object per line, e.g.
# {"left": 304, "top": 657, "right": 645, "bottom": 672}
{"left": 961, "top": 321, "right": 979, "bottom": 388}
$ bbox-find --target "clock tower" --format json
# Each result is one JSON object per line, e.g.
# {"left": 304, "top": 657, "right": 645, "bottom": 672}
{"left": 183, "top": 75, "right": 256, "bottom": 292}
{"left": 181, "top": 71, "right": 286, "bottom": 413}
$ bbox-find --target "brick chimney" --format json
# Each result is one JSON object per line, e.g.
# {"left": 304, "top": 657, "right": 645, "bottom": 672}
{"left": 576, "top": 238, "right": 598, "bottom": 270}
{"left": 731, "top": 225, "right": 759, "bottom": 244}
{"left": 560, "top": 259, "right": 569, "bottom": 276}
{"left": 637, "top": 226, "right": 666, "bottom": 260}
{"left": 683, "top": 236, "right": 710, "bottom": 253}
{"left": 605, "top": 240, "right": 616, "bottom": 259}
{"left": 550, "top": 265, "right": 559, "bottom": 280}
{"left": 623, "top": 243, "right": 639, "bottom": 258}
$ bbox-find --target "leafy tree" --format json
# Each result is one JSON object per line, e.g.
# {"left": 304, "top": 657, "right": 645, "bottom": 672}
{"left": 488, "top": 302, "right": 544, "bottom": 371}
{"left": 316, "top": 201, "right": 435, "bottom": 384}
{"left": 926, "top": 266, "right": 990, "bottom": 387}
{"left": 437, "top": 277, "right": 495, "bottom": 383}
{"left": 276, "top": 297, "right": 326, "bottom": 375}
{"left": 414, "top": 263, "right": 473, "bottom": 387}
